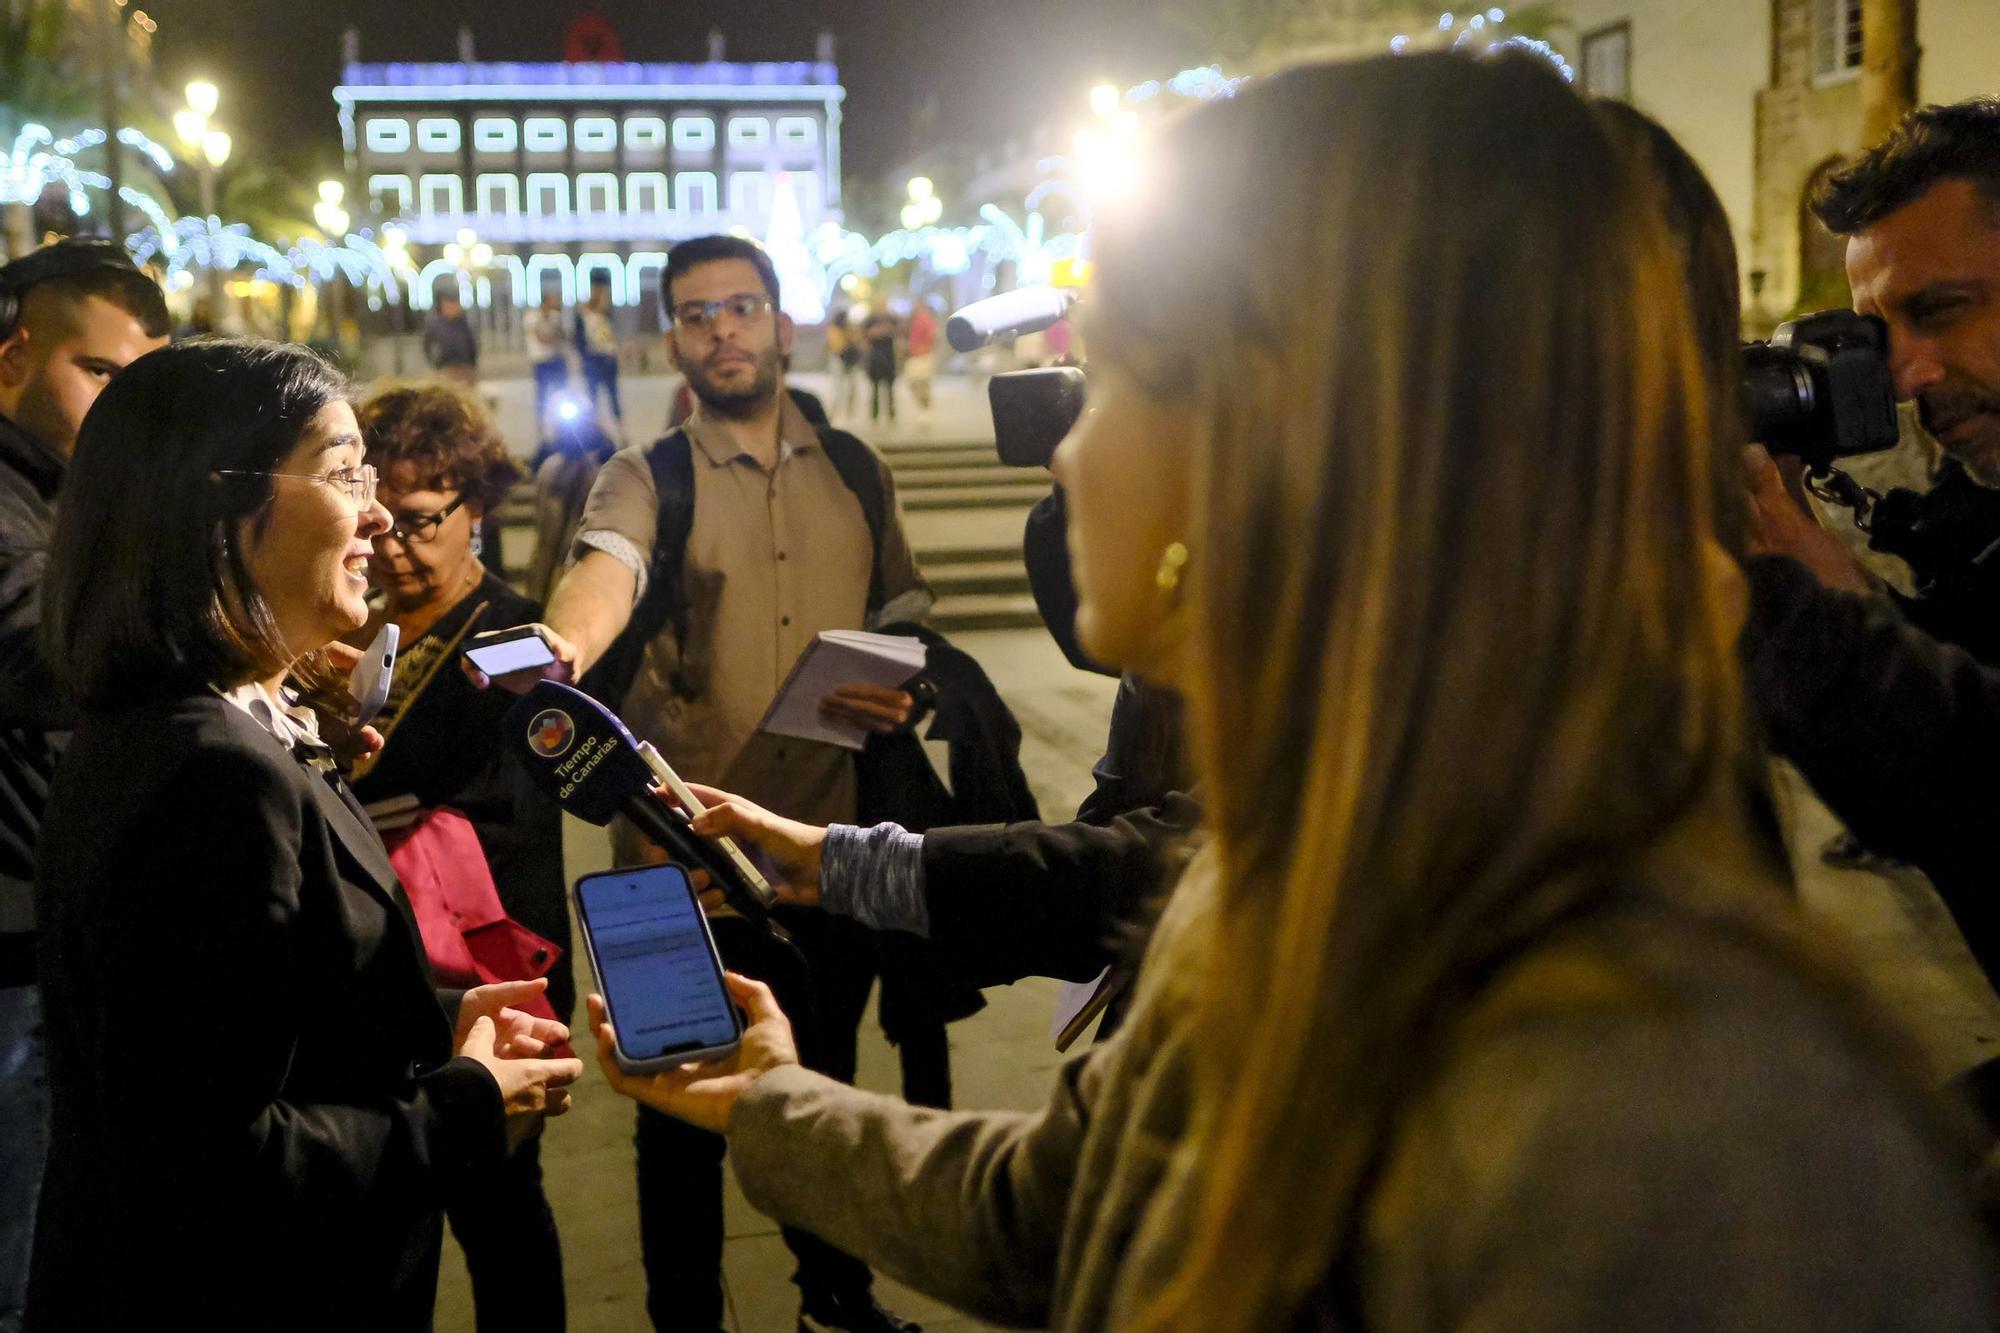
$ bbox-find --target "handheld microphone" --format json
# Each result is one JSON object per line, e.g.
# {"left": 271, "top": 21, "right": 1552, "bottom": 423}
{"left": 505, "top": 681, "right": 783, "bottom": 931}
{"left": 945, "top": 287, "right": 1075, "bottom": 354}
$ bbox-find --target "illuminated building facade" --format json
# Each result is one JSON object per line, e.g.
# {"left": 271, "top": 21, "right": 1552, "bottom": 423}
{"left": 333, "top": 56, "right": 843, "bottom": 319}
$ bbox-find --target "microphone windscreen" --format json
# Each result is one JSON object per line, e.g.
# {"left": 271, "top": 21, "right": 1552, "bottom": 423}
{"left": 507, "top": 680, "right": 655, "bottom": 825}
{"left": 945, "top": 287, "right": 1072, "bottom": 353}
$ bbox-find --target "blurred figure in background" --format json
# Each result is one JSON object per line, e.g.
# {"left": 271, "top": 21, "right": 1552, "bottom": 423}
{"left": 423, "top": 289, "right": 479, "bottom": 387}
{"left": 575, "top": 272, "right": 624, "bottom": 442}
{"left": 904, "top": 300, "right": 938, "bottom": 417}
{"left": 351, "top": 381, "right": 571, "bottom": 1333}
{"left": 863, "top": 306, "right": 899, "bottom": 423}
{"left": 828, "top": 304, "right": 864, "bottom": 422}
{"left": 525, "top": 291, "right": 571, "bottom": 448}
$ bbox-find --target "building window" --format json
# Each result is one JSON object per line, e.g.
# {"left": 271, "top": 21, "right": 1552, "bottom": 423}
{"left": 367, "top": 173, "right": 413, "bottom": 215}
{"left": 775, "top": 116, "right": 818, "bottom": 148}
{"left": 1581, "top": 22, "right": 1631, "bottom": 100}
{"left": 625, "top": 116, "right": 667, "bottom": 151}
{"left": 476, "top": 173, "right": 520, "bottom": 217}
{"left": 626, "top": 172, "right": 669, "bottom": 217}
{"left": 419, "top": 174, "right": 463, "bottom": 218}
{"left": 728, "top": 117, "right": 770, "bottom": 150}
{"left": 523, "top": 117, "right": 568, "bottom": 153}
{"left": 673, "top": 117, "right": 716, "bottom": 152}
{"left": 729, "top": 171, "right": 772, "bottom": 226}
{"left": 526, "top": 173, "right": 571, "bottom": 216}
{"left": 675, "top": 171, "right": 718, "bottom": 216}
{"left": 417, "top": 118, "right": 461, "bottom": 154}
{"left": 578, "top": 172, "right": 620, "bottom": 215}
{"left": 473, "top": 117, "right": 518, "bottom": 153}
{"left": 363, "top": 118, "right": 411, "bottom": 154}
{"left": 575, "top": 117, "right": 618, "bottom": 153}
{"left": 790, "top": 171, "right": 822, "bottom": 220}
{"left": 1811, "top": 0, "right": 1864, "bottom": 81}
{"left": 577, "top": 255, "right": 625, "bottom": 305}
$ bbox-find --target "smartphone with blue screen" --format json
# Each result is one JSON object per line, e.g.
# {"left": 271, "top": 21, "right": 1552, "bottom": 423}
{"left": 574, "top": 864, "right": 742, "bottom": 1073}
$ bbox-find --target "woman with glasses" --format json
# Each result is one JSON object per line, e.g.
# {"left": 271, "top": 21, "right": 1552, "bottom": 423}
{"left": 348, "top": 380, "right": 571, "bottom": 1332}
{"left": 28, "top": 340, "right": 581, "bottom": 1330}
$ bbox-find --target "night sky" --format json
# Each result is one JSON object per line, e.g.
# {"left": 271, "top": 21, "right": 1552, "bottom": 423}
{"left": 150, "top": 0, "right": 1190, "bottom": 197}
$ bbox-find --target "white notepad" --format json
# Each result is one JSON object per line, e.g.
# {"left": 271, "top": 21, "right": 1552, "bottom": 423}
{"left": 757, "top": 631, "right": 928, "bottom": 751}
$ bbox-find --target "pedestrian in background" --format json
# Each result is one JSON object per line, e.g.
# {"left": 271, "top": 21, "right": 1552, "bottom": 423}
{"left": 524, "top": 291, "right": 570, "bottom": 446}
{"left": 575, "top": 273, "right": 624, "bottom": 440}
{"left": 904, "top": 300, "right": 938, "bottom": 417}
{"left": 864, "top": 306, "right": 899, "bottom": 423}
{"left": 422, "top": 289, "right": 479, "bottom": 387}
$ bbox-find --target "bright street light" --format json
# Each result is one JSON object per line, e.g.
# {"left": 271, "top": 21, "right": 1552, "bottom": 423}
{"left": 1089, "top": 83, "right": 1121, "bottom": 118}
{"left": 318, "top": 179, "right": 345, "bottom": 207}
{"left": 202, "top": 129, "right": 231, "bottom": 169}
{"left": 907, "top": 176, "right": 934, "bottom": 202}
{"left": 172, "top": 108, "right": 205, "bottom": 151}
{"left": 185, "top": 79, "right": 219, "bottom": 118}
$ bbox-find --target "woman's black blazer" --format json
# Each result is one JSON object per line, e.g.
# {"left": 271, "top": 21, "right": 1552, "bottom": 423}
{"left": 28, "top": 690, "right": 505, "bottom": 1330}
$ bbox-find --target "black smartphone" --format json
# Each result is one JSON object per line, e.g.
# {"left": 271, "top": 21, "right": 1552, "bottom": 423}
{"left": 574, "top": 864, "right": 742, "bottom": 1073}
{"left": 464, "top": 625, "right": 559, "bottom": 678}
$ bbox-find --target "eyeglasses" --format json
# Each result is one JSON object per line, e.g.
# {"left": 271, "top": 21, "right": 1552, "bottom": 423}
{"left": 670, "top": 293, "right": 773, "bottom": 331}
{"left": 218, "top": 464, "right": 379, "bottom": 508}
{"left": 382, "top": 494, "right": 466, "bottom": 545}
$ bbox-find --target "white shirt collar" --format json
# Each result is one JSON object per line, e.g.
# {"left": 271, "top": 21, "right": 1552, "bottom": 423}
{"left": 213, "top": 680, "right": 331, "bottom": 761}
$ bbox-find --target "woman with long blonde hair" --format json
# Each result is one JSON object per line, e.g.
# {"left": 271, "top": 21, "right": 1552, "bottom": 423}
{"left": 593, "top": 53, "right": 1997, "bottom": 1330}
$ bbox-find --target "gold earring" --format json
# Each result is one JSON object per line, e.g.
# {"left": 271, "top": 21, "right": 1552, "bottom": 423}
{"left": 1155, "top": 541, "right": 1190, "bottom": 596}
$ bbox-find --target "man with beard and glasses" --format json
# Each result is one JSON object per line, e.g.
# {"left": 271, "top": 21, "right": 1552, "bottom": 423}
{"left": 475, "top": 235, "right": 931, "bottom": 1333}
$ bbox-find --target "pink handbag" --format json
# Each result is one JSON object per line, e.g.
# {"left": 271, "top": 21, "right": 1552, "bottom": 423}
{"left": 382, "top": 807, "right": 572, "bottom": 1058}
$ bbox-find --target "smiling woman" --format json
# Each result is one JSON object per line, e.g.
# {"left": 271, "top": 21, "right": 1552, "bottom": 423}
{"left": 29, "top": 339, "right": 584, "bottom": 1329}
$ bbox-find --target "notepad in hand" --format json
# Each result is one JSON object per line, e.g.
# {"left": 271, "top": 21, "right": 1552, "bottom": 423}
{"left": 758, "top": 631, "right": 928, "bottom": 750}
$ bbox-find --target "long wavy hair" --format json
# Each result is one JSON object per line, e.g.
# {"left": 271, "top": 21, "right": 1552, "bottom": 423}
{"left": 1092, "top": 53, "right": 1767, "bottom": 1327}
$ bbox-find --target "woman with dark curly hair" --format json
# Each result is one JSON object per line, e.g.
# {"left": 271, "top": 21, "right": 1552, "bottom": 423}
{"left": 348, "top": 380, "right": 572, "bottom": 1332}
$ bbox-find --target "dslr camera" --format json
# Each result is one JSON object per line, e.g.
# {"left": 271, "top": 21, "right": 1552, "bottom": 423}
{"left": 1740, "top": 309, "right": 1900, "bottom": 470}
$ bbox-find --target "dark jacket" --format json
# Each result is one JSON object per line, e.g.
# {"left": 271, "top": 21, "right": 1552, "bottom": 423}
{"left": 351, "top": 575, "right": 572, "bottom": 1019}
{"left": 422, "top": 311, "right": 478, "bottom": 369}
{"left": 30, "top": 691, "right": 504, "bottom": 1330}
{"left": 0, "top": 412, "right": 66, "bottom": 986}
{"left": 1742, "top": 553, "right": 2000, "bottom": 986}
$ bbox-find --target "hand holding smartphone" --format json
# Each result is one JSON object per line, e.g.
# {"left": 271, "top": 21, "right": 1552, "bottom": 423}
{"left": 575, "top": 864, "right": 742, "bottom": 1073}
{"left": 465, "top": 624, "right": 565, "bottom": 685}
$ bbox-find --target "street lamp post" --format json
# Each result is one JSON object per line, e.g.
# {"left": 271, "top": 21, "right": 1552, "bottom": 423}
{"left": 175, "top": 81, "right": 231, "bottom": 322}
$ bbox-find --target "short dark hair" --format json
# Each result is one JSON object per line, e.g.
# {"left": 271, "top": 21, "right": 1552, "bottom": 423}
{"left": 22, "top": 266, "right": 171, "bottom": 339}
{"left": 1812, "top": 97, "right": 2000, "bottom": 235}
{"left": 661, "top": 235, "right": 781, "bottom": 320}
{"left": 44, "top": 338, "right": 348, "bottom": 709}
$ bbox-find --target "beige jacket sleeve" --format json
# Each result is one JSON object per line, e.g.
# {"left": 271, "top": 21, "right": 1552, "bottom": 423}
{"left": 727, "top": 1037, "right": 1112, "bottom": 1328}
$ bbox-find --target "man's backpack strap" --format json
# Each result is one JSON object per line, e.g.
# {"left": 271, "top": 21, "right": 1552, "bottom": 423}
{"left": 577, "top": 431, "right": 694, "bottom": 704}
{"left": 815, "top": 426, "right": 888, "bottom": 615}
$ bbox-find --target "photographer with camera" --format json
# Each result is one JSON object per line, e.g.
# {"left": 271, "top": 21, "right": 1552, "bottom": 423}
{"left": 1733, "top": 101, "right": 2000, "bottom": 1009}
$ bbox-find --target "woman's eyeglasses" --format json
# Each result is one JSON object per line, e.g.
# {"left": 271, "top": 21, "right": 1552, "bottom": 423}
{"left": 382, "top": 494, "right": 467, "bottom": 545}
{"left": 217, "top": 464, "right": 379, "bottom": 507}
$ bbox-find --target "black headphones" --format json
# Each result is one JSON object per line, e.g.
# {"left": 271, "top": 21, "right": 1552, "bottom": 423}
{"left": 0, "top": 239, "right": 145, "bottom": 343}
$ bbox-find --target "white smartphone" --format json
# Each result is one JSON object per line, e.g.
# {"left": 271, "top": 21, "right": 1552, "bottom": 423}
{"left": 464, "top": 625, "right": 559, "bottom": 678}
{"left": 349, "top": 622, "right": 400, "bottom": 725}
{"left": 574, "top": 863, "right": 743, "bottom": 1073}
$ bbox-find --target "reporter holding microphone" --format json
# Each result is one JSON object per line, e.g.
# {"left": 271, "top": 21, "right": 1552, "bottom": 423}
{"left": 589, "top": 54, "right": 1997, "bottom": 1332}
{"left": 28, "top": 340, "right": 581, "bottom": 1330}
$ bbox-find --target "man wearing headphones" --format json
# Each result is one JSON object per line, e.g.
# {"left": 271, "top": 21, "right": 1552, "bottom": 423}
{"left": 0, "top": 240, "right": 167, "bottom": 1333}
